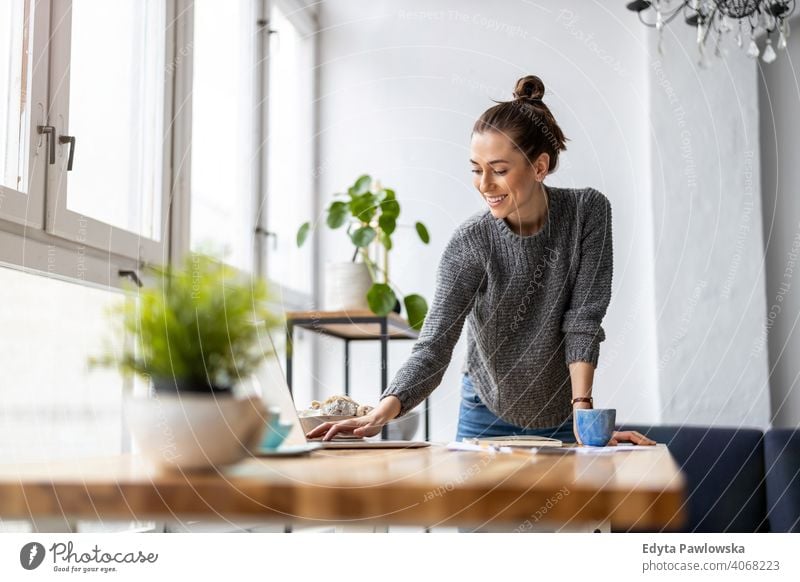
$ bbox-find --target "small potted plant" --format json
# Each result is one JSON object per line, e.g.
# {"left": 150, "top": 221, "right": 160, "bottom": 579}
{"left": 297, "top": 174, "right": 430, "bottom": 331}
{"left": 90, "top": 253, "right": 283, "bottom": 469}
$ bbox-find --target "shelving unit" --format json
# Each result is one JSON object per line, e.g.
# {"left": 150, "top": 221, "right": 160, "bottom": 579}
{"left": 285, "top": 310, "right": 428, "bottom": 440}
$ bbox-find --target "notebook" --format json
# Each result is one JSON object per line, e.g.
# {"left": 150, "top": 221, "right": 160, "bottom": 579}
{"left": 464, "top": 435, "right": 563, "bottom": 448}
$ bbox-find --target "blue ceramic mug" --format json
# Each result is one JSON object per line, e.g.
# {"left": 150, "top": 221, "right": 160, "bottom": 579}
{"left": 575, "top": 409, "right": 616, "bottom": 446}
{"left": 260, "top": 407, "right": 293, "bottom": 450}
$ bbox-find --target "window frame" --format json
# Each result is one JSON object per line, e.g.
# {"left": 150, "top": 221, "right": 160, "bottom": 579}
{"left": 0, "top": 0, "right": 49, "bottom": 228}
{"left": 258, "top": 0, "right": 318, "bottom": 306}
{"left": 0, "top": 0, "right": 320, "bottom": 306}
{"left": 44, "top": 0, "right": 174, "bottom": 267}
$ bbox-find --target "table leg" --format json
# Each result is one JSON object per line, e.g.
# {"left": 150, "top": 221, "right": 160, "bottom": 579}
{"left": 424, "top": 397, "right": 430, "bottom": 441}
{"left": 286, "top": 322, "right": 294, "bottom": 395}
{"left": 29, "top": 517, "right": 75, "bottom": 533}
{"left": 344, "top": 339, "right": 350, "bottom": 397}
{"left": 557, "top": 519, "right": 611, "bottom": 533}
{"left": 380, "top": 318, "right": 388, "bottom": 440}
{"left": 460, "top": 519, "right": 610, "bottom": 533}
{"left": 335, "top": 524, "right": 389, "bottom": 533}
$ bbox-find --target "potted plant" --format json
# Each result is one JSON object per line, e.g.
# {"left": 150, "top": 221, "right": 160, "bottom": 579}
{"left": 90, "top": 253, "right": 283, "bottom": 469}
{"left": 297, "top": 174, "right": 431, "bottom": 331}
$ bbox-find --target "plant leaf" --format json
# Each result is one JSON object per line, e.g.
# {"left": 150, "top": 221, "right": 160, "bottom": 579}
{"left": 380, "top": 189, "right": 400, "bottom": 218}
{"left": 327, "top": 201, "right": 349, "bottom": 229}
{"left": 90, "top": 253, "right": 282, "bottom": 388}
{"left": 367, "top": 283, "right": 397, "bottom": 316}
{"left": 378, "top": 214, "right": 396, "bottom": 236}
{"left": 296, "top": 222, "right": 311, "bottom": 247}
{"left": 415, "top": 221, "right": 430, "bottom": 244}
{"left": 351, "top": 226, "right": 377, "bottom": 247}
{"left": 354, "top": 174, "right": 372, "bottom": 195}
{"left": 349, "top": 192, "right": 377, "bottom": 223}
{"left": 379, "top": 230, "right": 393, "bottom": 250}
{"left": 404, "top": 294, "right": 428, "bottom": 331}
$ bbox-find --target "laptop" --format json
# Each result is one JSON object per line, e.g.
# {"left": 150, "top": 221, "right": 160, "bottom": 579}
{"left": 256, "top": 365, "right": 429, "bottom": 452}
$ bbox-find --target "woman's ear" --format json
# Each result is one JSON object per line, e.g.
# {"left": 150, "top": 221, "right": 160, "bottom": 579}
{"left": 533, "top": 152, "right": 550, "bottom": 182}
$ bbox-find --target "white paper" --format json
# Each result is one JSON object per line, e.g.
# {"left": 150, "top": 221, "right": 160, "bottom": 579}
{"left": 572, "top": 444, "right": 657, "bottom": 454}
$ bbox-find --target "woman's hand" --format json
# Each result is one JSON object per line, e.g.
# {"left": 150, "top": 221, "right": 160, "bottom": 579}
{"left": 305, "top": 395, "right": 401, "bottom": 441}
{"left": 572, "top": 403, "right": 656, "bottom": 445}
{"left": 572, "top": 414, "right": 583, "bottom": 445}
{"left": 305, "top": 413, "right": 385, "bottom": 441}
{"left": 572, "top": 402, "right": 591, "bottom": 445}
{"left": 608, "top": 430, "right": 656, "bottom": 446}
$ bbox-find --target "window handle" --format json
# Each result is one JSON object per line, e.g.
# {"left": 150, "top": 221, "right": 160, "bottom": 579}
{"left": 255, "top": 226, "right": 278, "bottom": 250}
{"left": 118, "top": 269, "right": 143, "bottom": 288}
{"left": 37, "top": 125, "right": 55, "bottom": 164}
{"left": 59, "top": 135, "right": 76, "bottom": 171}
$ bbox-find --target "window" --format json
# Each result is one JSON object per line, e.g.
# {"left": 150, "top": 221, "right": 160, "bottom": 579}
{"left": 265, "top": 1, "right": 315, "bottom": 297}
{"left": 190, "top": 0, "right": 259, "bottom": 272}
{"left": 0, "top": 0, "right": 45, "bottom": 227}
{"left": 0, "top": 0, "right": 173, "bottom": 282}
{"left": 0, "top": 0, "right": 32, "bottom": 195}
{"left": 1, "top": 0, "right": 319, "bottom": 287}
{"left": 0, "top": 0, "right": 320, "bottom": 468}
{"left": 60, "top": 0, "right": 166, "bottom": 242}
{"left": 45, "top": 0, "right": 171, "bottom": 264}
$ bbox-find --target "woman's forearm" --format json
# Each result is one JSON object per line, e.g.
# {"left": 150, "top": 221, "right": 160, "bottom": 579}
{"left": 568, "top": 361, "right": 595, "bottom": 402}
{"left": 374, "top": 395, "right": 402, "bottom": 422}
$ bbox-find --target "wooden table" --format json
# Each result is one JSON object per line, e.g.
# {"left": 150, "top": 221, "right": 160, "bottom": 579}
{"left": 0, "top": 444, "right": 685, "bottom": 532}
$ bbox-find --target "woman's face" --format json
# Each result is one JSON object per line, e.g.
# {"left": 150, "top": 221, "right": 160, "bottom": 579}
{"left": 469, "top": 131, "right": 548, "bottom": 220}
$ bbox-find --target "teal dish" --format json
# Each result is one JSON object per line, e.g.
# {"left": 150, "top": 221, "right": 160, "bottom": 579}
{"left": 261, "top": 420, "right": 293, "bottom": 450}
{"left": 575, "top": 409, "right": 616, "bottom": 447}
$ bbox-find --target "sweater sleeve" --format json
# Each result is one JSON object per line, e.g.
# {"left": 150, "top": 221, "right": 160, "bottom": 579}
{"left": 380, "top": 226, "right": 485, "bottom": 416}
{"left": 561, "top": 190, "right": 613, "bottom": 368}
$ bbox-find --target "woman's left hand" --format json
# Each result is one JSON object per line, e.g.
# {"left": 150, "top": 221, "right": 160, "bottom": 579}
{"left": 608, "top": 430, "right": 656, "bottom": 446}
{"left": 572, "top": 403, "right": 656, "bottom": 445}
{"left": 572, "top": 416, "right": 583, "bottom": 445}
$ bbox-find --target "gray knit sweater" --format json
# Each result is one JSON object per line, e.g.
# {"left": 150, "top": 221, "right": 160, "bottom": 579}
{"left": 380, "top": 185, "right": 613, "bottom": 429}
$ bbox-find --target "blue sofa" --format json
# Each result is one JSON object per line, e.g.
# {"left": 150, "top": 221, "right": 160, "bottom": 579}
{"left": 614, "top": 424, "right": 770, "bottom": 532}
{"left": 764, "top": 428, "right": 800, "bottom": 532}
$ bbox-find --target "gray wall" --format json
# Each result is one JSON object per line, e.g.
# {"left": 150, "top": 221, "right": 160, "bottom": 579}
{"left": 759, "top": 15, "right": 800, "bottom": 428}
{"left": 646, "top": 20, "right": 771, "bottom": 427}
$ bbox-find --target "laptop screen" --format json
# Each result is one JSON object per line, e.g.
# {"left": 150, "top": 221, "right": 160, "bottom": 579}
{"left": 253, "top": 359, "right": 309, "bottom": 447}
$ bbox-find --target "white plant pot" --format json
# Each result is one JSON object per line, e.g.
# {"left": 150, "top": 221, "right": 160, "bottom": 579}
{"left": 324, "top": 261, "right": 373, "bottom": 311}
{"left": 125, "top": 394, "right": 267, "bottom": 471}
{"left": 385, "top": 409, "right": 421, "bottom": 441}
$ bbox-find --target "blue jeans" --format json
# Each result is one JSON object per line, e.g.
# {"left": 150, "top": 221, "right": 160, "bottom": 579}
{"left": 455, "top": 374, "right": 575, "bottom": 443}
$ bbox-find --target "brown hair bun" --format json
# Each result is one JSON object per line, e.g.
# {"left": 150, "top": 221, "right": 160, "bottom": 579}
{"left": 512, "top": 75, "right": 545, "bottom": 101}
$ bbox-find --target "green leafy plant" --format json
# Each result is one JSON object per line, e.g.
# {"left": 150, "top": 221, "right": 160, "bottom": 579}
{"left": 297, "top": 174, "right": 430, "bottom": 330}
{"left": 89, "top": 253, "right": 282, "bottom": 393}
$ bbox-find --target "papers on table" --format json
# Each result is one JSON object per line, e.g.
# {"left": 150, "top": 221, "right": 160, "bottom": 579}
{"left": 446, "top": 441, "right": 518, "bottom": 454}
{"left": 445, "top": 441, "right": 658, "bottom": 455}
{"left": 532, "top": 444, "right": 658, "bottom": 455}
{"left": 573, "top": 444, "right": 658, "bottom": 454}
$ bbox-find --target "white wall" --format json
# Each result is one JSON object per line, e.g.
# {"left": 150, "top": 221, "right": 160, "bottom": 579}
{"left": 646, "top": 21, "right": 771, "bottom": 428}
{"left": 314, "top": 0, "right": 658, "bottom": 441}
{"left": 759, "top": 15, "right": 800, "bottom": 428}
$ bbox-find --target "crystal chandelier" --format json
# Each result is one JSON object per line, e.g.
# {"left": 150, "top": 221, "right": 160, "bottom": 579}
{"left": 626, "top": 1, "right": 794, "bottom": 65}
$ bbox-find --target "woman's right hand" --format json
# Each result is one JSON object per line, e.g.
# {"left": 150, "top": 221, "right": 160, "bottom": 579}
{"left": 305, "top": 414, "right": 384, "bottom": 441}
{"left": 305, "top": 395, "right": 401, "bottom": 441}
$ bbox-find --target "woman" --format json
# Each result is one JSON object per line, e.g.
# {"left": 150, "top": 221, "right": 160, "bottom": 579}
{"left": 307, "top": 75, "right": 654, "bottom": 446}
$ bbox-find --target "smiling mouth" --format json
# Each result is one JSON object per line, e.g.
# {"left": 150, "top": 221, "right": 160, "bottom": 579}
{"left": 485, "top": 195, "right": 508, "bottom": 206}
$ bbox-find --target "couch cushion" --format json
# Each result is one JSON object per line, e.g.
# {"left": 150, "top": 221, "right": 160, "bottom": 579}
{"left": 764, "top": 429, "right": 800, "bottom": 532}
{"left": 615, "top": 424, "right": 767, "bottom": 532}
